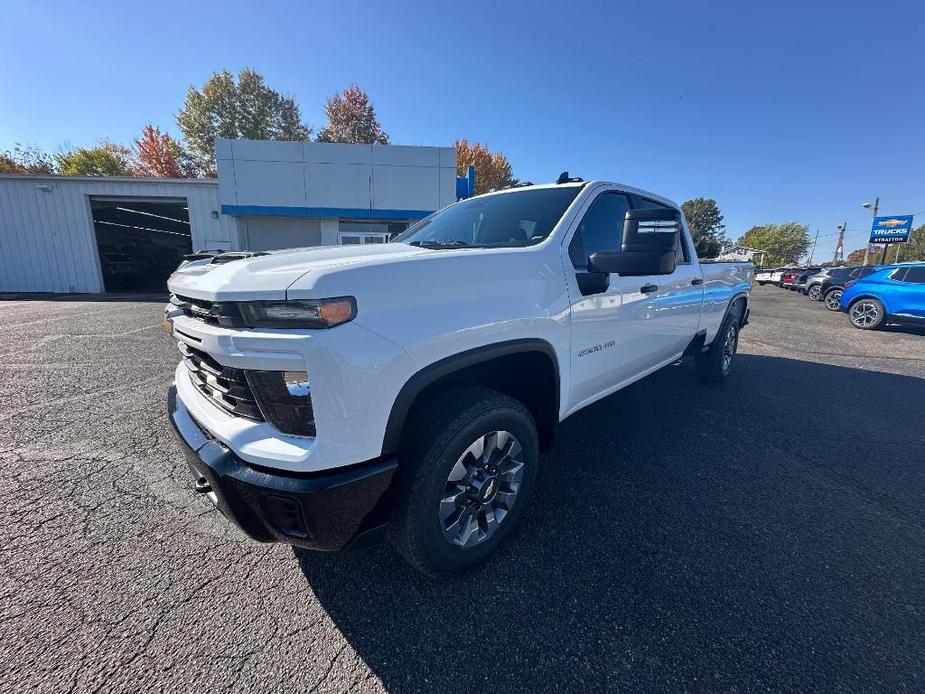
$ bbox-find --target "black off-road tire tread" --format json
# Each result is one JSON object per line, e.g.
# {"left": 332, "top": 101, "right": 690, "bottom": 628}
{"left": 387, "top": 386, "right": 537, "bottom": 577}
{"left": 695, "top": 313, "right": 738, "bottom": 382}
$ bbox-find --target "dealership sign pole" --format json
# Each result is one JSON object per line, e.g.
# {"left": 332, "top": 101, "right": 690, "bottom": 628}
{"left": 869, "top": 215, "right": 913, "bottom": 264}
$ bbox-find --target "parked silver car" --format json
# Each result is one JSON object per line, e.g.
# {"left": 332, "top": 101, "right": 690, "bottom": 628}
{"left": 806, "top": 268, "right": 836, "bottom": 300}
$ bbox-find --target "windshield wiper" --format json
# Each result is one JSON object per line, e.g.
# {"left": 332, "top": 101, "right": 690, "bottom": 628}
{"left": 408, "top": 240, "right": 477, "bottom": 249}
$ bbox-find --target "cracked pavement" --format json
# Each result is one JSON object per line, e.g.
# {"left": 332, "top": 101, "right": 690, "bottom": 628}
{"left": 1, "top": 287, "right": 923, "bottom": 693}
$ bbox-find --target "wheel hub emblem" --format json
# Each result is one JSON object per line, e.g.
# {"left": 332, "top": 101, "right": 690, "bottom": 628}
{"left": 471, "top": 471, "right": 499, "bottom": 504}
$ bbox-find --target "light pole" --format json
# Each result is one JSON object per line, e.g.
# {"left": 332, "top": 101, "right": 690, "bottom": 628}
{"left": 834, "top": 223, "right": 846, "bottom": 263}
{"left": 861, "top": 197, "right": 879, "bottom": 265}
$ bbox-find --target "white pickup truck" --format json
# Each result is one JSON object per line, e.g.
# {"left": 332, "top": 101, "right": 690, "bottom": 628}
{"left": 166, "top": 178, "right": 752, "bottom": 575}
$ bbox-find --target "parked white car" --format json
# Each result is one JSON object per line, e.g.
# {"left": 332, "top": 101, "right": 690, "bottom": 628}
{"left": 166, "top": 178, "right": 753, "bottom": 574}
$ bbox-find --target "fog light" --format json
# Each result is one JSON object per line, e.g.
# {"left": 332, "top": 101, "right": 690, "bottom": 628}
{"left": 246, "top": 370, "right": 316, "bottom": 437}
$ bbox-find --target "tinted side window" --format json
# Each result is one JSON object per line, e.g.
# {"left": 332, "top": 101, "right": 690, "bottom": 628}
{"left": 858, "top": 268, "right": 876, "bottom": 278}
{"left": 903, "top": 267, "right": 925, "bottom": 283}
{"left": 890, "top": 268, "right": 908, "bottom": 282}
{"left": 569, "top": 193, "right": 631, "bottom": 268}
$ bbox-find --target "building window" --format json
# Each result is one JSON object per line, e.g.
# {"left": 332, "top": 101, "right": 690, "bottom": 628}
{"left": 338, "top": 220, "right": 410, "bottom": 245}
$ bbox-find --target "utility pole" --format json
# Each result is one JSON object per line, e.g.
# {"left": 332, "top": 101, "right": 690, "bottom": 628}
{"left": 808, "top": 230, "right": 820, "bottom": 264}
{"left": 862, "top": 196, "right": 879, "bottom": 266}
{"left": 833, "top": 223, "right": 846, "bottom": 263}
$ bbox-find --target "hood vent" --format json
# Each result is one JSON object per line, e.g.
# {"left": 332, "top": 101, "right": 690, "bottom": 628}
{"left": 210, "top": 251, "right": 269, "bottom": 265}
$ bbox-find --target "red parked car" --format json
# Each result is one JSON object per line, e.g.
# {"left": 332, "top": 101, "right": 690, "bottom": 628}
{"left": 781, "top": 269, "right": 802, "bottom": 288}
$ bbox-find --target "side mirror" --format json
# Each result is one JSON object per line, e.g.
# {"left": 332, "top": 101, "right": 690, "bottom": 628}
{"left": 588, "top": 207, "right": 681, "bottom": 276}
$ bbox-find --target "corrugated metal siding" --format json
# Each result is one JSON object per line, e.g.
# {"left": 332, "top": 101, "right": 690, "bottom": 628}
{"left": 0, "top": 175, "right": 238, "bottom": 293}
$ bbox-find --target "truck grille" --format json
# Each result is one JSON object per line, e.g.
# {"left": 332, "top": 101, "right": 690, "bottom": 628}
{"left": 171, "top": 294, "right": 219, "bottom": 324}
{"left": 179, "top": 343, "right": 264, "bottom": 420}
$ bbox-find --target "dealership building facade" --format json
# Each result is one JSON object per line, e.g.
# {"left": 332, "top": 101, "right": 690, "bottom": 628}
{"left": 0, "top": 140, "right": 458, "bottom": 293}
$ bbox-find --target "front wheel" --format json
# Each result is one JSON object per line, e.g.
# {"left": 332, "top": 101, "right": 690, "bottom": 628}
{"left": 696, "top": 314, "right": 739, "bottom": 382}
{"left": 808, "top": 284, "right": 822, "bottom": 301}
{"left": 388, "top": 387, "right": 539, "bottom": 576}
{"left": 824, "top": 289, "right": 843, "bottom": 311}
{"left": 849, "top": 299, "right": 885, "bottom": 330}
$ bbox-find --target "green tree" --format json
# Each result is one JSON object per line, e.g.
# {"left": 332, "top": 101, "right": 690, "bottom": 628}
{"left": 0, "top": 143, "right": 57, "bottom": 174}
{"left": 681, "top": 197, "right": 726, "bottom": 258}
{"left": 898, "top": 224, "right": 925, "bottom": 261}
{"left": 737, "top": 222, "right": 811, "bottom": 266}
{"left": 56, "top": 142, "right": 134, "bottom": 176}
{"left": 316, "top": 85, "right": 389, "bottom": 145}
{"left": 176, "top": 68, "right": 311, "bottom": 173}
{"left": 454, "top": 139, "right": 515, "bottom": 194}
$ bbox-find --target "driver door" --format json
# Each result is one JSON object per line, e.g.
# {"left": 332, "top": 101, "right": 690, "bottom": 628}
{"left": 565, "top": 191, "right": 667, "bottom": 409}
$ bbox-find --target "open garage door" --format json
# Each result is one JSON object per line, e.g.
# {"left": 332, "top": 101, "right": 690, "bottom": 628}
{"left": 91, "top": 197, "right": 192, "bottom": 292}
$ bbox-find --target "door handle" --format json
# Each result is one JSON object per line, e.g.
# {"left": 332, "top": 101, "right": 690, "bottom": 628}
{"left": 691, "top": 278, "right": 704, "bottom": 286}
{"left": 640, "top": 283, "right": 659, "bottom": 294}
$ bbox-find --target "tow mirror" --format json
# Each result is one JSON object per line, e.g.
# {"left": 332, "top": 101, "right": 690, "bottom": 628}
{"left": 588, "top": 207, "right": 681, "bottom": 276}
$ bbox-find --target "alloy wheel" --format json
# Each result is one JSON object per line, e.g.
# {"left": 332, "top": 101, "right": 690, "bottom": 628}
{"left": 439, "top": 431, "right": 524, "bottom": 548}
{"left": 825, "top": 290, "right": 842, "bottom": 310}
{"left": 808, "top": 285, "right": 821, "bottom": 301}
{"left": 722, "top": 323, "right": 738, "bottom": 374}
{"left": 850, "top": 301, "right": 880, "bottom": 328}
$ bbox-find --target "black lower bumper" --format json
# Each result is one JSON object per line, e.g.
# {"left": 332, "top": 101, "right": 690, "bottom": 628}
{"left": 167, "top": 386, "right": 397, "bottom": 551}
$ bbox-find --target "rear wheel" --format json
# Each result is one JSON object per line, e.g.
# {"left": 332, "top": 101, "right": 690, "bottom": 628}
{"left": 808, "top": 284, "right": 822, "bottom": 301}
{"left": 824, "top": 289, "right": 843, "bottom": 311}
{"left": 696, "top": 313, "right": 739, "bottom": 382}
{"left": 388, "top": 387, "right": 539, "bottom": 576}
{"left": 849, "top": 299, "right": 885, "bottom": 330}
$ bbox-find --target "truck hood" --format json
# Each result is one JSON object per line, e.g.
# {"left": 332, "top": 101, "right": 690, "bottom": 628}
{"left": 167, "top": 243, "right": 432, "bottom": 301}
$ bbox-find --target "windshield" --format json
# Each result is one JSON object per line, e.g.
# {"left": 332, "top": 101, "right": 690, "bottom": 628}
{"left": 392, "top": 187, "right": 582, "bottom": 248}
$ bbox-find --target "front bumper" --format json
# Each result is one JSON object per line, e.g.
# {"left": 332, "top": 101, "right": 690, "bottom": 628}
{"left": 167, "top": 386, "right": 397, "bottom": 551}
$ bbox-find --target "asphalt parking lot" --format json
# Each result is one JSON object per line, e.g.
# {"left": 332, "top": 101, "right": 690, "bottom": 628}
{"left": 1, "top": 286, "right": 923, "bottom": 693}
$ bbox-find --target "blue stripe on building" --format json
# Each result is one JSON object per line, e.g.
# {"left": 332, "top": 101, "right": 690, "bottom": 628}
{"left": 221, "top": 205, "right": 434, "bottom": 220}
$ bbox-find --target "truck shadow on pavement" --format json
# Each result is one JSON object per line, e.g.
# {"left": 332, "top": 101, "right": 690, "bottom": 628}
{"left": 295, "top": 354, "right": 925, "bottom": 693}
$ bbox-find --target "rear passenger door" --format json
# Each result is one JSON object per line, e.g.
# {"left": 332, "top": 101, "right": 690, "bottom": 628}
{"left": 887, "top": 266, "right": 925, "bottom": 316}
{"left": 631, "top": 195, "right": 703, "bottom": 356}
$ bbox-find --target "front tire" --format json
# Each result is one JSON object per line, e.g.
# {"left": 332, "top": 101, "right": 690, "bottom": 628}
{"left": 849, "top": 298, "right": 885, "bottom": 330}
{"left": 808, "top": 284, "right": 822, "bottom": 301}
{"left": 696, "top": 314, "right": 739, "bottom": 382}
{"left": 388, "top": 387, "right": 539, "bottom": 576}
{"left": 824, "top": 289, "right": 843, "bottom": 311}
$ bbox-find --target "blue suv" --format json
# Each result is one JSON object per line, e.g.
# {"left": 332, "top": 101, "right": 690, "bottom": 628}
{"left": 839, "top": 263, "right": 925, "bottom": 329}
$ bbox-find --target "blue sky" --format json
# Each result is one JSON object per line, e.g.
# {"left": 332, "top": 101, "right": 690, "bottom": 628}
{"left": 3, "top": 0, "right": 923, "bottom": 256}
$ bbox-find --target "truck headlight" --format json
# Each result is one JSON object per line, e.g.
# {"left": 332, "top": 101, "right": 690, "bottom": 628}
{"left": 246, "top": 370, "right": 316, "bottom": 437}
{"left": 238, "top": 298, "right": 356, "bottom": 329}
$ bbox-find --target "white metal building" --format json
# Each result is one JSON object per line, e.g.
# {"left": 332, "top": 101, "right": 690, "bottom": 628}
{"left": 0, "top": 175, "right": 237, "bottom": 293}
{"left": 217, "top": 139, "right": 457, "bottom": 250}
{"left": 0, "top": 140, "right": 457, "bottom": 293}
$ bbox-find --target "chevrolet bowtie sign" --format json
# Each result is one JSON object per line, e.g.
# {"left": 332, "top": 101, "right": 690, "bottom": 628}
{"left": 869, "top": 215, "right": 913, "bottom": 244}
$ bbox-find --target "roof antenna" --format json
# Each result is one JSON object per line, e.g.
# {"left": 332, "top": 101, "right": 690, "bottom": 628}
{"left": 556, "top": 171, "right": 584, "bottom": 184}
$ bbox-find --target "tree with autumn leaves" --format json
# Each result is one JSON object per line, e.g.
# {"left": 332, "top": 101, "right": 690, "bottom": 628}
{"left": 133, "top": 125, "right": 199, "bottom": 178}
{"left": 3, "top": 69, "right": 522, "bottom": 187}
{"left": 454, "top": 139, "right": 515, "bottom": 194}
{"left": 316, "top": 85, "right": 389, "bottom": 145}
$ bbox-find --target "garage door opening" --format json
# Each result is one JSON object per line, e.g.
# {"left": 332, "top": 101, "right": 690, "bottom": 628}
{"left": 91, "top": 197, "right": 192, "bottom": 292}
